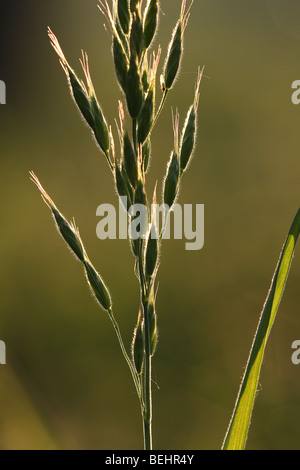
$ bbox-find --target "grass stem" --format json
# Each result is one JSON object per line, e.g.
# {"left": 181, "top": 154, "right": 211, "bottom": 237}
{"left": 108, "top": 308, "right": 142, "bottom": 400}
{"left": 142, "top": 299, "right": 153, "bottom": 450}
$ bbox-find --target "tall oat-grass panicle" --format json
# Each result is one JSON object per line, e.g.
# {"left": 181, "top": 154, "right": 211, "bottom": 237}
{"left": 31, "top": 0, "right": 203, "bottom": 450}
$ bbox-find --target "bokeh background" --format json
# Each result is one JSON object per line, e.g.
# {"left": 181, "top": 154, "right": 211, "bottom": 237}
{"left": 1, "top": 0, "right": 300, "bottom": 450}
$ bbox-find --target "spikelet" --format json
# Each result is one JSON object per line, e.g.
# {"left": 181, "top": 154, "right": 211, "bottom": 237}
{"left": 115, "top": 160, "right": 133, "bottom": 211}
{"left": 123, "top": 130, "right": 138, "bottom": 188}
{"left": 138, "top": 49, "right": 160, "bottom": 144}
{"left": 133, "top": 170, "right": 148, "bottom": 240}
{"left": 49, "top": 30, "right": 111, "bottom": 162}
{"left": 145, "top": 224, "right": 158, "bottom": 280}
{"left": 126, "top": 56, "right": 144, "bottom": 118}
{"left": 130, "top": 10, "right": 144, "bottom": 60}
{"left": 163, "top": 110, "right": 180, "bottom": 208}
{"left": 48, "top": 28, "right": 94, "bottom": 129}
{"left": 90, "top": 96, "right": 110, "bottom": 158}
{"left": 30, "top": 172, "right": 86, "bottom": 262}
{"left": 142, "top": 139, "right": 151, "bottom": 174}
{"left": 145, "top": 185, "right": 159, "bottom": 280}
{"left": 143, "top": 0, "right": 159, "bottom": 50}
{"left": 162, "top": 21, "right": 182, "bottom": 92}
{"left": 80, "top": 52, "right": 110, "bottom": 158}
{"left": 132, "top": 309, "right": 145, "bottom": 375}
{"left": 179, "top": 67, "right": 203, "bottom": 173}
{"left": 163, "top": 151, "right": 179, "bottom": 208}
{"left": 30, "top": 172, "right": 112, "bottom": 313}
{"left": 84, "top": 260, "right": 112, "bottom": 312}
{"left": 137, "top": 88, "right": 154, "bottom": 145}
{"left": 134, "top": 177, "right": 148, "bottom": 209}
{"left": 117, "top": 0, "right": 131, "bottom": 35}
{"left": 161, "top": 0, "right": 194, "bottom": 92}
{"left": 112, "top": 35, "right": 129, "bottom": 93}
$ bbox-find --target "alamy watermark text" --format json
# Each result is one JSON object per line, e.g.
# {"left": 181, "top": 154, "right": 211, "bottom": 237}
{"left": 0, "top": 341, "right": 6, "bottom": 364}
{"left": 96, "top": 197, "right": 204, "bottom": 251}
{"left": 0, "top": 80, "right": 6, "bottom": 104}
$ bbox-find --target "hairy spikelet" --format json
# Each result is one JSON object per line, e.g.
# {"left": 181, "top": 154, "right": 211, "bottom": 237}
{"left": 143, "top": 0, "right": 159, "bottom": 50}
{"left": 84, "top": 260, "right": 112, "bottom": 311}
{"left": 132, "top": 310, "right": 145, "bottom": 374}
{"left": 115, "top": 161, "right": 133, "bottom": 210}
{"left": 138, "top": 88, "right": 154, "bottom": 145}
{"left": 145, "top": 222, "right": 159, "bottom": 280}
{"left": 126, "top": 56, "right": 143, "bottom": 118}
{"left": 161, "top": 0, "right": 194, "bottom": 92}
{"left": 123, "top": 130, "right": 138, "bottom": 188}
{"left": 48, "top": 29, "right": 95, "bottom": 129}
{"left": 130, "top": 10, "right": 144, "bottom": 60}
{"left": 162, "top": 20, "right": 182, "bottom": 92}
{"left": 113, "top": 35, "right": 128, "bottom": 92}
{"left": 90, "top": 95, "right": 110, "bottom": 157}
{"left": 179, "top": 67, "right": 203, "bottom": 173}
{"left": 49, "top": 30, "right": 112, "bottom": 163}
{"left": 142, "top": 139, "right": 151, "bottom": 173}
{"left": 30, "top": 172, "right": 112, "bottom": 313}
{"left": 30, "top": 172, "right": 85, "bottom": 262}
{"left": 163, "top": 150, "right": 180, "bottom": 208}
{"left": 117, "top": 0, "right": 131, "bottom": 35}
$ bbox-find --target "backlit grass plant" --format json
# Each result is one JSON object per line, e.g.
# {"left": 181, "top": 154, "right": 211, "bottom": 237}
{"left": 31, "top": 0, "right": 300, "bottom": 450}
{"left": 31, "top": 0, "right": 200, "bottom": 450}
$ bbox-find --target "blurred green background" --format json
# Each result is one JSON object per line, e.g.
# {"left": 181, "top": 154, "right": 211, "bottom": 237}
{"left": 1, "top": 0, "right": 300, "bottom": 450}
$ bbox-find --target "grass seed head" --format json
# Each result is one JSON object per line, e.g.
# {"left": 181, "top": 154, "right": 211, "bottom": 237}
{"left": 134, "top": 178, "right": 148, "bottom": 208}
{"left": 68, "top": 72, "right": 95, "bottom": 129}
{"left": 161, "top": 0, "right": 194, "bottom": 92}
{"left": 115, "top": 18, "right": 130, "bottom": 57}
{"left": 115, "top": 161, "right": 133, "bottom": 210}
{"left": 137, "top": 88, "right": 154, "bottom": 145}
{"left": 163, "top": 150, "right": 180, "bottom": 208}
{"left": 30, "top": 172, "right": 86, "bottom": 263}
{"left": 142, "top": 139, "right": 151, "bottom": 173}
{"left": 117, "top": 0, "right": 131, "bottom": 35}
{"left": 123, "top": 130, "right": 138, "bottom": 188}
{"left": 113, "top": 35, "right": 129, "bottom": 92}
{"left": 84, "top": 260, "right": 112, "bottom": 312}
{"left": 90, "top": 95, "right": 110, "bottom": 157}
{"left": 179, "top": 105, "right": 195, "bottom": 173}
{"left": 133, "top": 179, "right": 148, "bottom": 238}
{"left": 143, "top": 0, "right": 159, "bottom": 50}
{"left": 48, "top": 29, "right": 95, "bottom": 129}
{"left": 121, "top": 160, "right": 135, "bottom": 203}
{"left": 141, "top": 54, "right": 150, "bottom": 92}
{"left": 52, "top": 210, "right": 86, "bottom": 263}
{"left": 162, "top": 20, "right": 182, "bottom": 92}
{"left": 145, "top": 222, "right": 159, "bottom": 280}
{"left": 126, "top": 56, "right": 143, "bottom": 118}
{"left": 132, "top": 310, "right": 145, "bottom": 375}
{"left": 138, "top": 49, "right": 160, "bottom": 144}
{"left": 130, "top": 10, "right": 144, "bottom": 60}
{"left": 179, "top": 67, "right": 203, "bottom": 173}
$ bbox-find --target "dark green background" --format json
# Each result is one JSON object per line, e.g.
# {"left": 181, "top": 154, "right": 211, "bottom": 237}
{"left": 1, "top": 0, "right": 300, "bottom": 449}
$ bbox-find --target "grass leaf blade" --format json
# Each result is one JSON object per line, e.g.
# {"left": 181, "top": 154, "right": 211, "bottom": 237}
{"left": 222, "top": 208, "right": 300, "bottom": 450}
